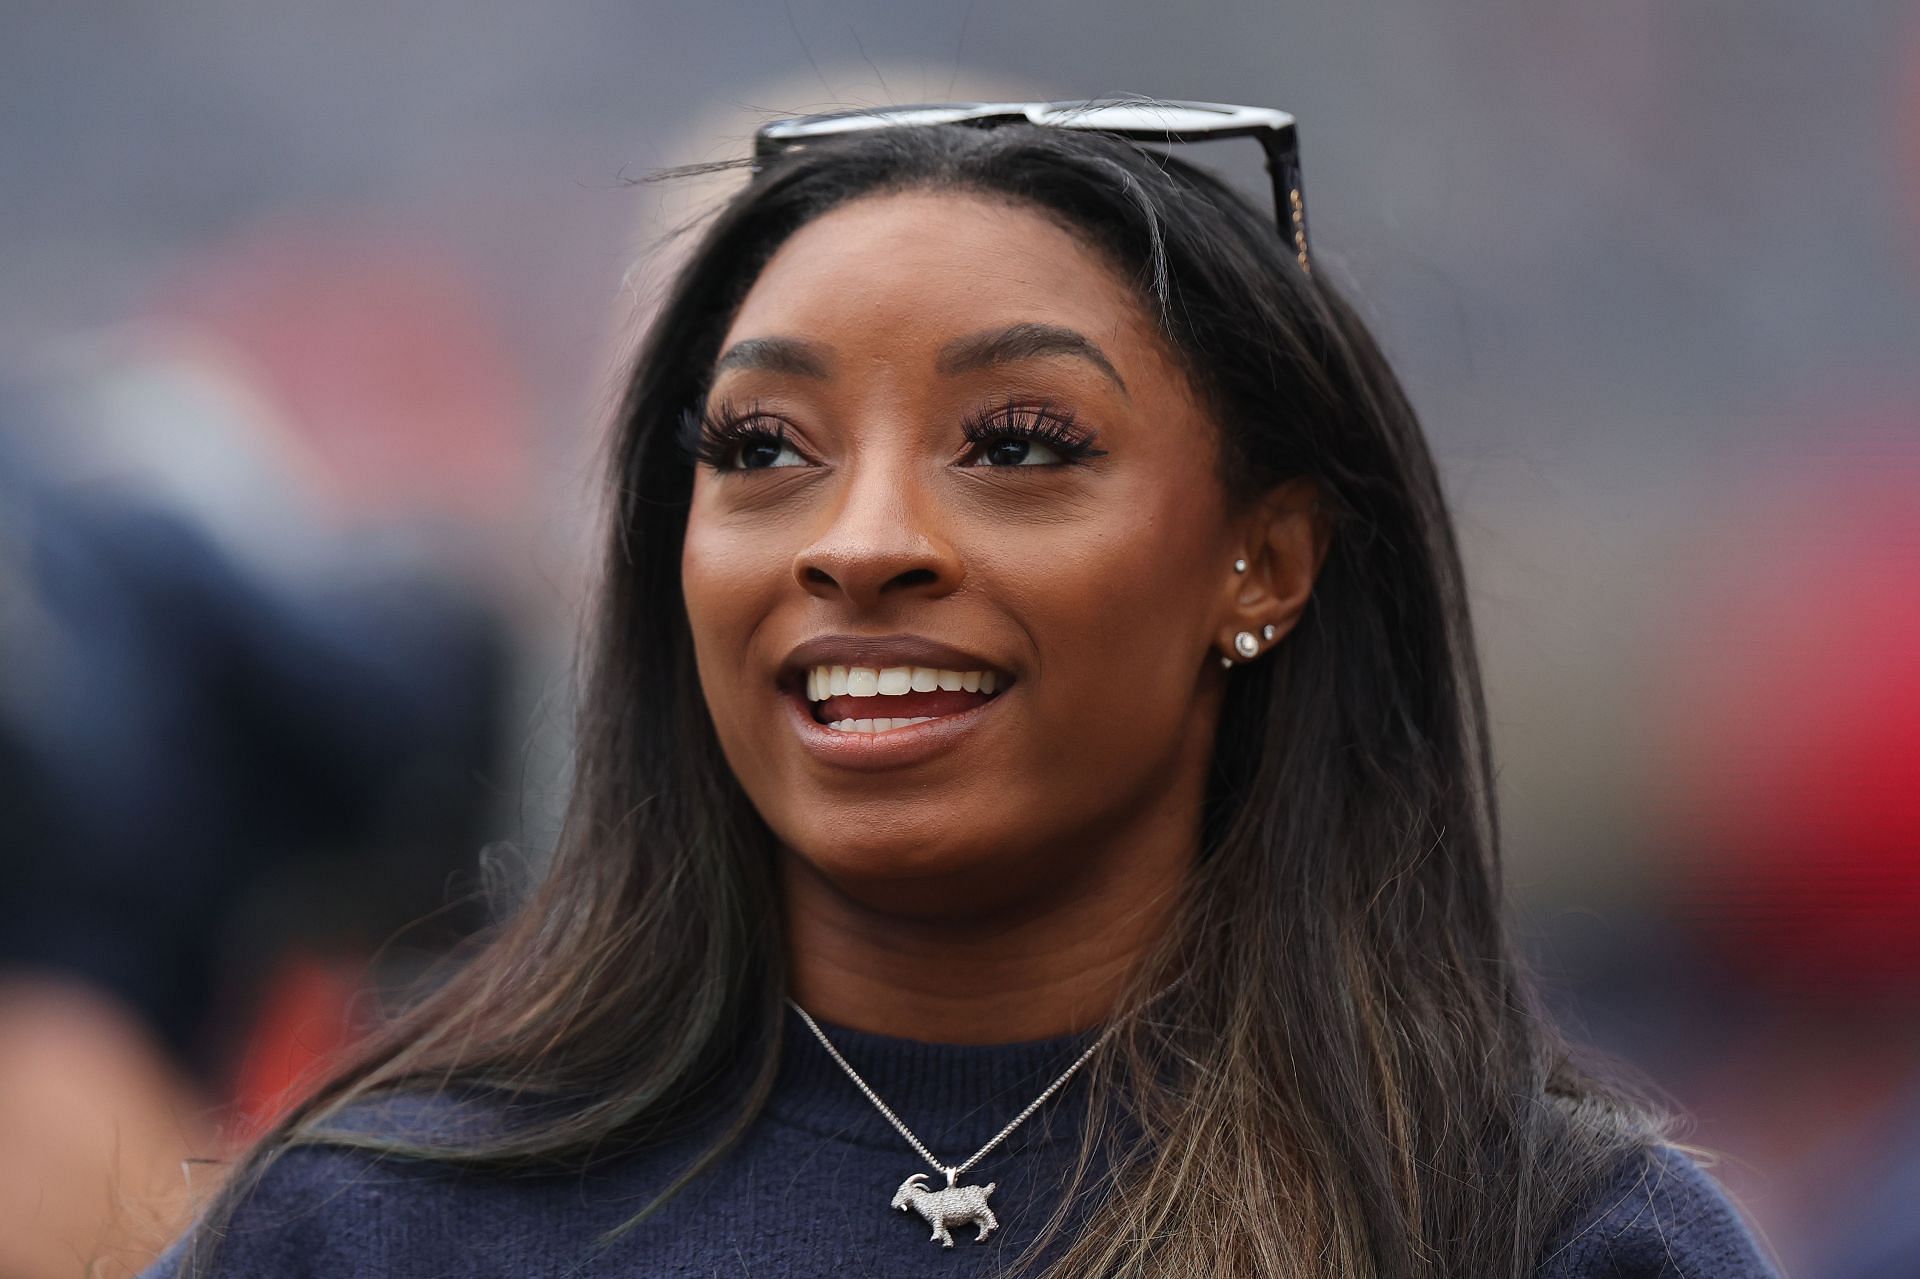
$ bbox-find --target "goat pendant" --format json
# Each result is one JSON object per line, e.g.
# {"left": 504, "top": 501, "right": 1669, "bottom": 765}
{"left": 891, "top": 1172, "right": 1000, "bottom": 1248}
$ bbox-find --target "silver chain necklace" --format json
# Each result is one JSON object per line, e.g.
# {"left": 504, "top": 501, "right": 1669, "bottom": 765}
{"left": 787, "top": 998, "right": 1119, "bottom": 1249}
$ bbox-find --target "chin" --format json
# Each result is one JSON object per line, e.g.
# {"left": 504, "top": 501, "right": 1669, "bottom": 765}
{"left": 780, "top": 831, "right": 1055, "bottom": 921}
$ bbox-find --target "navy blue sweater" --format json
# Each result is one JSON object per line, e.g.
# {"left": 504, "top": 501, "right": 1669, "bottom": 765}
{"left": 144, "top": 1009, "right": 1781, "bottom": 1277}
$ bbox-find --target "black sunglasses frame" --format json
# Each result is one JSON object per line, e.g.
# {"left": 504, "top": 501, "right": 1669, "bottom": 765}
{"left": 751, "top": 98, "right": 1311, "bottom": 276}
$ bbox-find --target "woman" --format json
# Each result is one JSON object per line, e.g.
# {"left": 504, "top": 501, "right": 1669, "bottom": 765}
{"left": 145, "top": 103, "right": 1781, "bottom": 1278}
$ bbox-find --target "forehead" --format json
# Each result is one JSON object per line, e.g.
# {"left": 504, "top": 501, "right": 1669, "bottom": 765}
{"left": 718, "top": 190, "right": 1168, "bottom": 374}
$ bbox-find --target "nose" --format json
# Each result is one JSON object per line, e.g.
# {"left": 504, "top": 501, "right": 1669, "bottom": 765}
{"left": 792, "top": 457, "right": 963, "bottom": 608}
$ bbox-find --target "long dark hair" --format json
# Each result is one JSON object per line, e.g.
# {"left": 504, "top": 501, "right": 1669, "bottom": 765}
{"left": 172, "top": 118, "right": 1678, "bottom": 1278}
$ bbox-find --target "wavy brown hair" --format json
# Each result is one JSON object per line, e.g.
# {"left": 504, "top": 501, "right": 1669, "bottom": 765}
{"left": 169, "top": 114, "right": 1680, "bottom": 1278}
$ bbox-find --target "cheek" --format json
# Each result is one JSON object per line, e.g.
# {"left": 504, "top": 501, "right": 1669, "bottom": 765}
{"left": 681, "top": 519, "right": 813, "bottom": 831}
{"left": 990, "top": 483, "right": 1218, "bottom": 767}
{"left": 680, "top": 518, "right": 779, "bottom": 722}
{"left": 681, "top": 522, "right": 734, "bottom": 617}
{"left": 682, "top": 495, "right": 789, "bottom": 621}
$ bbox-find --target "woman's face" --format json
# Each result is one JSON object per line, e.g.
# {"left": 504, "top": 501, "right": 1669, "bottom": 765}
{"left": 681, "top": 190, "right": 1260, "bottom": 918}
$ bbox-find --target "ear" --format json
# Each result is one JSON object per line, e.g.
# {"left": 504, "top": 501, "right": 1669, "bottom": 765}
{"left": 1216, "top": 477, "right": 1330, "bottom": 665}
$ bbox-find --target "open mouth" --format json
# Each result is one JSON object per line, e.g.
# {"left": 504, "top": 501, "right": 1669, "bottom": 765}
{"left": 789, "top": 663, "right": 1011, "bottom": 734}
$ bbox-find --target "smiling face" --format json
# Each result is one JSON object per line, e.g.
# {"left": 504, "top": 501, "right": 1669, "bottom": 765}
{"left": 680, "top": 189, "right": 1253, "bottom": 918}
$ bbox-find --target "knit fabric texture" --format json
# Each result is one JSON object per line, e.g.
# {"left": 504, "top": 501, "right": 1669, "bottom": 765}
{"left": 142, "top": 1008, "right": 1781, "bottom": 1278}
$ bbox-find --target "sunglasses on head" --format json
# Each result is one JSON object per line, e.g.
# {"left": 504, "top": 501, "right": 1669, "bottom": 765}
{"left": 751, "top": 98, "right": 1311, "bottom": 276}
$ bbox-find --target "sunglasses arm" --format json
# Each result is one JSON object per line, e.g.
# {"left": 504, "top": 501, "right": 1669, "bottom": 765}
{"left": 1258, "top": 138, "right": 1311, "bottom": 276}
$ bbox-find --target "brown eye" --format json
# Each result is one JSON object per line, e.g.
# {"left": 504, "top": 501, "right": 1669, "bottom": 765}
{"left": 970, "top": 434, "right": 1071, "bottom": 467}
{"left": 959, "top": 403, "right": 1108, "bottom": 468}
{"left": 681, "top": 402, "right": 810, "bottom": 472}
{"left": 726, "top": 428, "right": 807, "bottom": 471}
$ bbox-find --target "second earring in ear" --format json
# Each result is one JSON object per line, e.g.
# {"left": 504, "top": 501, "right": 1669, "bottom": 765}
{"left": 1234, "top": 631, "right": 1260, "bottom": 658}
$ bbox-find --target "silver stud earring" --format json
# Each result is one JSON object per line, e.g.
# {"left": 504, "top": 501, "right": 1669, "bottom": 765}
{"left": 1223, "top": 558, "right": 1255, "bottom": 667}
{"left": 1262, "top": 623, "right": 1277, "bottom": 642}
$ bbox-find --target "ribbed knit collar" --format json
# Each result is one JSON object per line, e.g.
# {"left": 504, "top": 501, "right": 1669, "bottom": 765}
{"left": 764, "top": 1005, "right": 1106, "bottom": 1160}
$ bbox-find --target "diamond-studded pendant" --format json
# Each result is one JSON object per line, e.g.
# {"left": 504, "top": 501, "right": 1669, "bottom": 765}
{"left": 891, "top": 1172, "right": 1000, "bottom": 1248}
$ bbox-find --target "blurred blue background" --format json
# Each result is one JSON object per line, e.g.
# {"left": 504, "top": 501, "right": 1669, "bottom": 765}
{"left": 2, "top": 3, "right": 1916, "bottom": 1275}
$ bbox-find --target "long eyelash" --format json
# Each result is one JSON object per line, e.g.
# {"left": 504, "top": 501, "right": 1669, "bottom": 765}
{"left": 676, "top": 397, "right": 1108, "bottom": 470}
{"left": 960, "top": 399, "right": 1109, "bottom": 463}
{"left": 677, "top": 398, "right": 791, "bottom": 471}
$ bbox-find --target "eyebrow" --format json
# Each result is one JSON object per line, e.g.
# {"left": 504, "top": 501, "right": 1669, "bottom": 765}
{"left": 710, "top": 322, "right": 1129, "bottom": 399}
{"left": 937, "top": 322, "right": 1129, "bottom": 397}
{"left": 712, "top": 336, "right": 830, "bottom": 380}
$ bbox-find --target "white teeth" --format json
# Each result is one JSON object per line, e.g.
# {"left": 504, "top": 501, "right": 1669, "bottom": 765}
{"left": 804, "top": 664, "right": 1006, "bottom": 702}
{"left": 826, "top": 716, "right": 937, "bottom": 733}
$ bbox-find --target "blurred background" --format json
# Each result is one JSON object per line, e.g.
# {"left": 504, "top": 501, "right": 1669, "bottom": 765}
{"left": 1, "top": 3, "right": 1915, "bottom": 1275}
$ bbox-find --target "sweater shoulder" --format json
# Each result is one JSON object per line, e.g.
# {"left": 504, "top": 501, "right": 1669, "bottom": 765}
{"left": 139, "top": 1141, "right": 414, "bottom": 1279}
{"left": 138, "top": 1087, "right": 541, "bottom": 1279}
{"left": 1535, "top": 1142, "right": 1782, "bottom": 1279}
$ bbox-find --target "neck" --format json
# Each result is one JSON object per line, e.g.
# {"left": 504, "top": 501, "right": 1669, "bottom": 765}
{"left": 781, "top": 794, "right": 1196, "bottom": 1044}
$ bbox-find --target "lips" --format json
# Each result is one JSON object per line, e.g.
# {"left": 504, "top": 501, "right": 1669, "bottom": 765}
{"left": 782, "top": 677, "right": 1011, "bottom": 771}
{"left": 773, "top": 632, "right": 1016, "bottom": 766}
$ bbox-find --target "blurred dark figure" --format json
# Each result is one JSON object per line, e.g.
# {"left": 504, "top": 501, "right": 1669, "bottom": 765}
{"left": 1544, "top": 468, "right": 1920, "bottom": 1278}
{"left": 0, "top": 379, "right": 512, "bottom": 1276}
